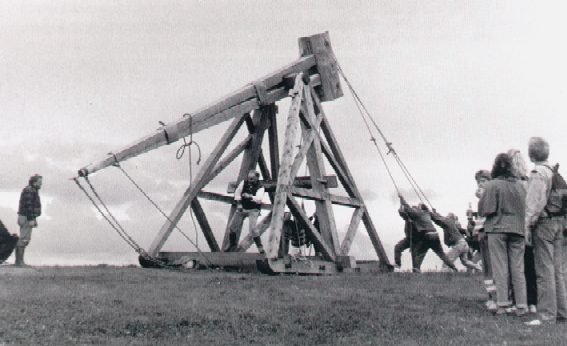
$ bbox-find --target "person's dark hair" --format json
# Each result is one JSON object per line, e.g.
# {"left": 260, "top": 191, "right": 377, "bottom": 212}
{"left": 491, "top": 153, "right": 514, "bottom": 179}
{"left": 29, "top": 174, "right": 42, "bottom": 185}
{"left": 474, "top": 169, "right": 491, "bottom": 182}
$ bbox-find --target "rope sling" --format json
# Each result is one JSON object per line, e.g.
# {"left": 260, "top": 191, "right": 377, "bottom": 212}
{"left": 74, "top": 115, "right": 214, "bottom": 270}
{"left": 334, "top": 59, "right": 436, "bottom": 262}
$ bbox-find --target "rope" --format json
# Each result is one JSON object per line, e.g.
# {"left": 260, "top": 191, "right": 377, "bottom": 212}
{"left": 335, "top": 61, "right": 434, "bottom": 209}
{"left": 114, "top": 164, "right": 214, "bottom": 268}
{"left": 74, "top": 178, "right": 181, "bottom": 270}
{"left": 176, "top": 114, "right": 203, "bottom": 247}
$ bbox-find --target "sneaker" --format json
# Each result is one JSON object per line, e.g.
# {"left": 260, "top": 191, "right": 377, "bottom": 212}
{"left": 495, "top": 307, "right": 508, "bottom": 315}
{"left": 486, "top": 300, "right": 497, "bottom": 312}
{"left": 516, "top": 307, "right": 529, "bottom": 317}
{"left": 529, "top": 305, "right": 537, "bottom": 314}
{"left": 505, "top": 306, "right": 517, "bottom": 314}
{"left": 524, "top": 319, "right": 542, "bottom": 326}
{"left": 393, "top": 266, "right": 401, "bottom": 273}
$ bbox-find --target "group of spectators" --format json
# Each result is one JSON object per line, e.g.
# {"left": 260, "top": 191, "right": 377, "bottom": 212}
{"left": 475, "top": 137, "right": 566, "bottom": 325}
{"left": 394, "top": 136, "right": 567, "bottom": 325}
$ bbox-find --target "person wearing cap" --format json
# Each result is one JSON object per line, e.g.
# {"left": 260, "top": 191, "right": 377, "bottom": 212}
{"left": 398, "top": 195, "right": 457, "bottom": 272}
{"left": 227, "top": 170, "right": 266, "bottom": 254}
{"left": 15, "top": 174, "right": 42, "bottom": 266}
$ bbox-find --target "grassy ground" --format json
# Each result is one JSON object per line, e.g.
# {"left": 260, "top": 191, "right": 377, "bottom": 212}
{"left": 0, "top": 266, "right": 565, "bottom": 345}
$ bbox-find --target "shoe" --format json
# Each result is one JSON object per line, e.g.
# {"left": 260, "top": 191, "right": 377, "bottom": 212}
{"left": 556, "top": 316, "right": 567, "bottom": 323}
{"left": 412, "top": 268, "right": 421, "bottom": 273}
{"left": 524, "top": 319, "right": 542, "bottom": 326}
{"left": 505, "top": 306, "right": 517, "bottom": 314}
{"left": 486, "top": 300, "right": 497, "bottom": 312}
{"left": 393, "top": 266, "right": 401, "bottom": 273}
{"left": 515, "top": 307, "right": 529, "bottom": 317}
{"left": 495, "top": 307, "right": 508, "bottom": 315}
{"left": 529, "top": 305, "right": 537, "bottom": 314}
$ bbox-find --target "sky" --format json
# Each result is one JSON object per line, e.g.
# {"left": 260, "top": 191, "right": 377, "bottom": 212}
{"left": 2, "top": 1, "right": 567, "bottom": 269}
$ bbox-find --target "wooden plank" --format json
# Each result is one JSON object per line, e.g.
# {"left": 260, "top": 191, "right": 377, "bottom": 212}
{"left": 259, "top": 258, "right": 338, "bottom": 275}
{"left": 190, "top": 198, "right": 220, "bottom": 252}
{"left": 267, "top": 105, "right": 280, "bottom": 181}
{"left": 197, "top": 191, "right": 271, "bottom": 210}
{"left": 159, "top": 251, "right": 263, "bottom": 268}
{"left": 302, "top": 85, "right": 340, "bottom": 255}
{"left": 237, "top": 212, "right": 272, "bottom": 252}
{"left": 290, "top": 187, "right": 362, "bottom": 208}
{"left": 286, "top": 197, "right": 335, "bottom": 262}
{"left": 340, "top": 208, "right": 364, "bottom": 255}
{"left": 298, "top": 32, "right": 343, "bottom": 102}
{"left": 266, "top": 74, "right": 304, "bottom": 259}
{"left": 146, "top": 115, "right": 246, "bottom": 256}
{"left": 227, "top": 175, "right": 339, "bottom": 193}
{"left": 208, "top": 135, "right": 252, "bottom": 179}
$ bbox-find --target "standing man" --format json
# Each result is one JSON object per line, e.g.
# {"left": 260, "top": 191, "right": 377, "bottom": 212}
{"left": 524, "top": 137, "right": 567, "bottom": 325}
{"left": 228, "top": 170, "right": 265, "bottom": 254}
{"left": 16, "top": 174, "right": 42, "bottom": 266}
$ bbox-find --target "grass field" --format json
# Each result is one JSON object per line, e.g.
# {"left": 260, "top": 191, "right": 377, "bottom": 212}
{"left": 0, "top": 266, "right": 565, "bottom": 345}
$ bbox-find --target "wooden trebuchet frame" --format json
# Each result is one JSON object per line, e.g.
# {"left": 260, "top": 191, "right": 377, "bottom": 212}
{"left": 76, "top": 32, "right": 392, "bottom": 274}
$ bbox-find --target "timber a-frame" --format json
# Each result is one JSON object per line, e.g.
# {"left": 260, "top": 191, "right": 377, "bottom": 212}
{"left": 77, "top": 32, "right": 392, "bottom": 274}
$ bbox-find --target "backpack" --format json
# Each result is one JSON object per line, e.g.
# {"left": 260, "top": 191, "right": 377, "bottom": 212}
{"left": 544, "top": 164, "right": 567, "bottom": 216}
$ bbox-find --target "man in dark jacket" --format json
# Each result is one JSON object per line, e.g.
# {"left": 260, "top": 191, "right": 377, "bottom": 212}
{"left": 16, "top": 174, "right": 42, "bottom": 266}
{"left": 399, "top": 195, "right": 457, "bottom": 272}
{"left": 394, "top": 205, "right": 422, "bottom": 272}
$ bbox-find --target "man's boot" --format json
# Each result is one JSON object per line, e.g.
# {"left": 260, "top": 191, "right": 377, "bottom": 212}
{"left": 253, "top": 237, "right": 265, "bottom": 255}
{"left": 227, "top": 232, "right": 238, "bottom": 252}
{"left": 15, "top": 247, "right": 24, "bottom": 266}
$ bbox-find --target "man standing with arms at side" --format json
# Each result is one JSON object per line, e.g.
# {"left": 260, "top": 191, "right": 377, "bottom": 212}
{"left": 524, "top": 138, "right": 567, "bottom": 325}
{"left": 15, "top": 174, "right": 42, "bottom": 267}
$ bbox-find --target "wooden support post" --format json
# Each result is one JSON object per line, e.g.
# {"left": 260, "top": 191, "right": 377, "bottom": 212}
{"left": 298, "top": 32, "right": 343, "bottom": 102}
{"left": 266, "top": 74, "right": 304, "bottom": 259}
{"left": 147, "top": 115, "right": 246, "bottom": 256}
{"left": 302, "top": 85, "right": 340, "bottom": 255}
{"left": 340, "top": 208, "right": 364, "bottom": 255}
{"left": 190, "top": 199, "right": 220, "bottom": 252}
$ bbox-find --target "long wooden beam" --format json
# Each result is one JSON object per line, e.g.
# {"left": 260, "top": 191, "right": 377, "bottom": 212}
{"left": 78, "top": 56, "right": 318, "bottom": 177}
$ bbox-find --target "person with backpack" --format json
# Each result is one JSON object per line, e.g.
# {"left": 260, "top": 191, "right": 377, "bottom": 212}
{"left": 524, "top": 137, "right": 567, "bottom": 325}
